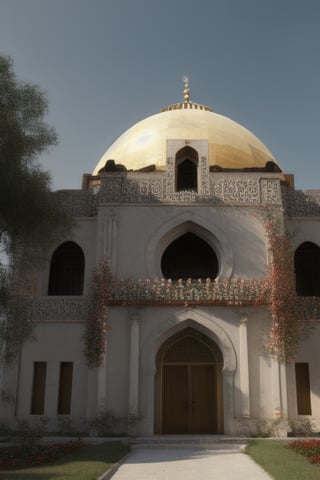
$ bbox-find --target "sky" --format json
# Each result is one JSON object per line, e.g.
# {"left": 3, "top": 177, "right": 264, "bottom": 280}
{"left": 0, "top": 0, "right": 320, "bottom": 191}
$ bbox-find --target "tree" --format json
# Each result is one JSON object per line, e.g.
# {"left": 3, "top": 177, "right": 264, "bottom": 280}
{"left": 0, "top": 56, "right": 71, "bottom": 362}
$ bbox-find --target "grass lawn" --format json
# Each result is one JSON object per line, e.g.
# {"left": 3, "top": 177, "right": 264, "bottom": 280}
{"left": 0, "top": 441, "right": 129, "bottom": 480}
{"left": 246, "top": 439, "right": 320, "bottom": 480}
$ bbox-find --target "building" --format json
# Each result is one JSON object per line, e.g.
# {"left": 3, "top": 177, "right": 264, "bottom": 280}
{"left": 1, "top": 84, "right": 320, "bottom": 436}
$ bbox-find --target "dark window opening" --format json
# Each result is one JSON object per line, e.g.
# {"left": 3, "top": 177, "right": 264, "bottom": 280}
{"left": 161, "top": 232, "right": 218, "bottom": 280}
{"left": 177, "top": 159, "right": 197, "bottom": 191}
{"left": 57, "top": 362, "right": 73, "bottom": 415}
{"left": 176, "top": 146, "right": 198, "bottom": 192}
{"left": 30, "top": 362, "right": 47, "bottom": 415}
{"left": 48, "top": 242, "right": 85, "bottom": 295}
{"left": 295, "top": 362, "right": 312, "bottom": 415}
{"left": 294, "top": 242, "right": 320, "bottom": 296}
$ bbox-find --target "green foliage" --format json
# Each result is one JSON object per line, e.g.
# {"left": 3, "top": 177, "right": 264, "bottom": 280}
{"left": 88, "top": 410, "right": 122, "bottom": 436}
{"left": 0, "top": 441, "right": 86, "bottom": 471}
{"left": 288, "top": 418, "right": 316, "bottom": 437}
{"left": 0, "top": 298, "right": 35, "bottom": 365}
{"left": 0, "top": 421, "right": 12, "bottom": 438}
{"left": 0, "top": 55, "right": 72, "bottom": 361}
{"left": 0, "top": 441, "right": 129, "bottom": 478}
{"left": 289, "top": 440, "right": 320, "bottom": 464}
{"left": 56, "top": 416, "right": 74, "bottom": 436}
{"left": 247, "top": 440, "right": 320, "bottom": 479}
{"left": 0, "top": 54, "right": 71, "bottom": 277}
{"left": 0, "top": 264, "right": 9, "bottom": 308}
{"left": 84, "top": 258, "right": 111, "bottom": 367}
{"left": 252, "top": 418, "right": 279, "bottom": 438}
{"left": 11, "top": 418, "right": 47, "bottom": 455}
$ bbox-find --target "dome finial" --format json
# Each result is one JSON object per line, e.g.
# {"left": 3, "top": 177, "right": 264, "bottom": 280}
{"left": 183, "top": 75, "right": 190, "bottom": 102}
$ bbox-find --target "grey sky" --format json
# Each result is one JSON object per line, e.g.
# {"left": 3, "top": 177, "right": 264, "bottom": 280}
{"left": 1, "top": 0, "right": 319, "bottom": 190}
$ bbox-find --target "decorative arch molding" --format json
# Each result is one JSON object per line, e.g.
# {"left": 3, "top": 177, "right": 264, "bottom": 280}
{"left": 46, "top": 238, "right": 89, "bottom": 268}
{"left": 176, "top": 145, "right": 199, "bottom": 164}
{"left": 140, "top": 308, "right": 237, "bottom": 375}
{"left": 145, "top": 210, "right": 234, "bottom": 279}
{"left": 292, "top": 238, "right": 320, "bottom": 251}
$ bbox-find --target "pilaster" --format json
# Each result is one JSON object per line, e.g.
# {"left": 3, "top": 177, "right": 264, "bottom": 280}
{"left": 239, "top": 314, "right": 251, "bottom": 418}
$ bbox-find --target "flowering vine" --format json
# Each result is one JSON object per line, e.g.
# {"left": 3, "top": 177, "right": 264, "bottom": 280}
{"left": 83, "top": 258, "right": 113, "bottom": 368}
{"left": 85, "top": 219, "right": 320, "bottom": 366}
{"left": 105, "top": 276, "right": 269, "bottom": 306}
{"left": 83, "top": 258, "right": 270, "bottom": 367}
{"left": 264, "top": 219, "right": 318, "bottom": 361}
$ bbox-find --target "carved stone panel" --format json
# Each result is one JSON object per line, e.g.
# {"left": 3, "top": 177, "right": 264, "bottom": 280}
{"left": 260, "top": 179, "right": 281, "bottom": 204}
{"left": 199, "top": 156, "right": 210, "bottom": 195}
{"left": 98, "top": 173, "right": 282, "bottom": 205}
{"left": 211, "top": 176, "right": 260, "bottom": 203}
{"left": 166, "top": 157, "right": 175, "bottom": 196}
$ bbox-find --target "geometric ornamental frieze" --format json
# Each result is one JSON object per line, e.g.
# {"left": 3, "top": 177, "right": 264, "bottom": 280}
{"left": 99, "top": 173, "right": 282, "bottom": 205}
{"left": 212, "top": 176, "right": 260, "bottom": 203}
{"left": 100, "top": 174, "right": 165, "bottom": 203}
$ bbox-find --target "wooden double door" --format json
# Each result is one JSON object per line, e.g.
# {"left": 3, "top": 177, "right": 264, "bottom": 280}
{"left": 162, "top": 364, "right": 219, "bottom": 434}
{"left": 155, "top": 327, "right": 223, "bottom": 434}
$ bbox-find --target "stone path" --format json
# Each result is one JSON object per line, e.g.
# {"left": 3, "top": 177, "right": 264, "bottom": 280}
{"left": 104, "top": 444, "right": 272, "bottom": 480}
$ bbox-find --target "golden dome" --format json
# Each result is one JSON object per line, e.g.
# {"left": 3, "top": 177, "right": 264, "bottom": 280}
{"left": 93, "top": 103, "right": 279, "bottom": 174}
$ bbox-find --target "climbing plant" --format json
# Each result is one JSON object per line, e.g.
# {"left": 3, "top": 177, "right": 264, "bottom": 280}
{"left": 83, "top": 258, "right": 112, "bottom": 368}
{"left": 0, "top": 297, "right": 35, "bottom": 365}
{"left": 264, "top": 219, "right": 318, "bottom": 361}
{"left": 84, "top": 215, "right": 320, "bottom": 366}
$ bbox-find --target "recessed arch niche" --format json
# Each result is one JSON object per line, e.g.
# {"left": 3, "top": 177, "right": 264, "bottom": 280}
{"left": 175, "top": 146, "right": 199, "bottom": 192}
{"left": 294, "top": 241, "right": 320, "bottom": 296}
{"left": 145, "top": 215, "right": 234, "bottom": 280}
{"left": 48, "top": 241, "right": 85, "bottom": 295}
{"left": 161, "top": 231, "right": 219, "bottom": 280}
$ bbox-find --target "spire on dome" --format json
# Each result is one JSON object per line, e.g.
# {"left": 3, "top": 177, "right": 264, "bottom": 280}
{"left": 160, "top": 77, "right": 212, "bottom": 112}
{"left": 183, "top": 75, "right": 190, "bottom": 102}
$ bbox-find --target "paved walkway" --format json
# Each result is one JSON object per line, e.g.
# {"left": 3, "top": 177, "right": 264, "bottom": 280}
{"left": 105, "top": 444, "right": 272, "bottom": 480}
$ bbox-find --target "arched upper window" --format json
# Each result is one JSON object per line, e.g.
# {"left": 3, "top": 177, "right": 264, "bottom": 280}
{"left": 176, "top": 146, "right": 198, "bottom": 192}
{"left": 161, "top": 232, "right": 218, "bottom": 280}
{"left": 294, "top": 241, "right": 320, "bottom": 296}
{"left": 48, "top": 241, "right": 85, "bottom": 295}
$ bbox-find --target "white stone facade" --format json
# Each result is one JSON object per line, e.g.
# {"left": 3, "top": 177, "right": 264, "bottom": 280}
{"left": 1, "top": 104, "right": 320, "bottom": 437}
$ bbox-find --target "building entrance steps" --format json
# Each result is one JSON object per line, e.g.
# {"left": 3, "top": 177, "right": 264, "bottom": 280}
{"left": 130, "top": 434, "right": 249, "bottom": 448}
{"left": 102, "top": 436, "right": 273, "bottom": 480}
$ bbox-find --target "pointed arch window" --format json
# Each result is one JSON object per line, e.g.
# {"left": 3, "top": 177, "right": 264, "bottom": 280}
{"left": 48, "top": 241, "right": 85, "bottom": 295}
{"left": 176, "top": 146, "right": 198, "bottom": 192}
{"left": 294, "top": 241, "right": 320, "bottom": 296}
{"left": 161, "top": 232, "right": 218, "bottom": 280}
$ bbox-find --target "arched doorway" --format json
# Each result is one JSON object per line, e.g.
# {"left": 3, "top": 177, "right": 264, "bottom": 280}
{"left": 154, "top": 327, "right": 223, "bottom": 434}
